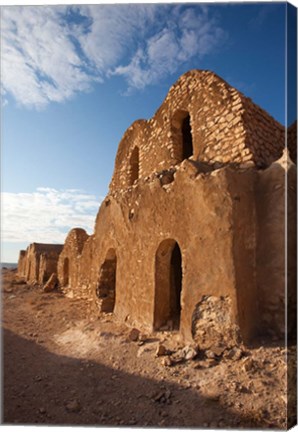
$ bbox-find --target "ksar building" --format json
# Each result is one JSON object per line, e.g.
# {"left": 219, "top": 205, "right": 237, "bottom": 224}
{"left": 18, "top": 70, "right": 297, "bottom": 347}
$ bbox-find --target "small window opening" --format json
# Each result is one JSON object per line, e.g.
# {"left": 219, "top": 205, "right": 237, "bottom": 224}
{"left": 182, "top": 114, "right": 193, "bottom": 160}
{"left": 171, "top": 110, "right": 194, "bottom": 163}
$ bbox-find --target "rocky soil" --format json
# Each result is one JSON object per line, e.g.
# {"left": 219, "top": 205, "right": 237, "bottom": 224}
{"left": 1, "top": 268, "right": 296, "bottom": 428}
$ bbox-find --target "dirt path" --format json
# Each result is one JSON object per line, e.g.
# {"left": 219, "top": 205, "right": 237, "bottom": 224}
{"left": 1, "top": 268, "right": 295, "bottom": 428}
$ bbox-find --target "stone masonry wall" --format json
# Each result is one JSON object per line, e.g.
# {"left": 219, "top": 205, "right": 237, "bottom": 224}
{"left": 17, "top": 70, "right": 295, "bottom": 345}
{"left": 109, "top": 70, "right": 284, "bottom": 195}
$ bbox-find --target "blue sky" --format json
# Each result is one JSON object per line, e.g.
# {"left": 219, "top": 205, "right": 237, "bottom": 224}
{"left": 0, "top": 2, "right": 294, "bottom": 262}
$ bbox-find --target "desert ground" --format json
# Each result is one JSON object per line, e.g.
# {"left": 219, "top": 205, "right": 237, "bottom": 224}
{"left": 1, "top": 267, "right": 296, "bottom": 428}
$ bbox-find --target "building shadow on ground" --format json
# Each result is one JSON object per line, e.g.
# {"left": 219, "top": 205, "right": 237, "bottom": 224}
{"left": 2, "top": 327, "right": 276, "bottom": 429}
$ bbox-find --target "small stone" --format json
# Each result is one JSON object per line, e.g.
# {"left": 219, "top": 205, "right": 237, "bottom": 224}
{"left": 154, "top": 391, "right": 165, "bottom": 402}
{"left": 43, "top": 273, "right": 58, "bottom": 292}
{"left": 138, "top": 333, "right": 148, "bottom": 342}
{"left": 39, "top": 408, "right": 46, "bottom": 414}
{"left": 195, "top": 359, "right": 217, "bottom": 369}
{"left": 209, "top": 345, "right": 226, "bottom": 357}
{"left": 4, "top": 287, "right": 13, "bottom": 293}
{"left": 128, "top": 418, "right": 137, "bottom": 425}
{"left": 164, "top": 389, "right": 171, "bottom": 400}
{"left": 65, "top": 399, "right": 81, "bottom": 413}
{"left": 205, "top": 350, "right": 216, "bottom": 359}
{"left": 128, "top": 328, "right": 140, "bottom": 342}
{"left": 207, "top": 392, "right": 220, "bottom": 401}
{"left": 161, "top": 357, "right": 173, "bottom": 367}
{"left": 242, "top": 357, "right": 254, "bottom": 372}
{"left": 182, "top": 345, "right": 198, "bottom": 360}
{"left": 156, "top": 344, "right": 168, "bottom": 357}
{"left": 225, "top": 346, "right": 243, "bottom": 361}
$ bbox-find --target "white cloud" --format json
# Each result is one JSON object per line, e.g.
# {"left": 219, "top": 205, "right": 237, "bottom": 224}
{"left": 1, "top": 188, "right": 102, "bottom": 244}
{"left": 112, "top": 7, "right": 227, "bottom": 90}
{"left": 1, "top": 5, "right": 227, "bottom": 108}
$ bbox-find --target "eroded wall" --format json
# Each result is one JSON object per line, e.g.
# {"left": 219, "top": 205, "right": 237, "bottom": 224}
{"left": 22, "top": 243, "right": 63, "bottom": 284}
{"left": 71, "top": 70, "right": 289, "bottom": 343}
{"left": 17, "top": 250, "right": 27, "bottom": 278}
{"left": 87, "top": 162, "right": 258, "bottom": 342}
{"left": 17, "top": 69, "right": 294, "bottom": 345}
{"left": 255, "top": 150, "right": 297, "bottom": 339}
{"left": 57, "top": 228, "right": 89, "bottom": 297}
{"left": 38, "top": 248, "right": 63, "bottom": 284}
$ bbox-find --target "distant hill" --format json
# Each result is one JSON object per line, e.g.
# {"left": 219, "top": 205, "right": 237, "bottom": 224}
{"left": 1, "top": 263, "right": 17, "bottom": 269}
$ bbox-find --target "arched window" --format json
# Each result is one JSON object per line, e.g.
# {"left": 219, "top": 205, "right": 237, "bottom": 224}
{"left": 129, "top": 146, "right": 139, "bottom": 185}
{"left": 154, "top": 239, "right": 183, "bottom": 330}
{"left": 171, "top": 110, "right": 193, "bottom": 163}
{"left": 181, "top": 114, "right": 193, "bottom": 159}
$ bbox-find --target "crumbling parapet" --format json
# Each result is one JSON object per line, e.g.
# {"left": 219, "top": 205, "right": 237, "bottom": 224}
{"left": 17, "top": 243, "right": 63, "bottom": 285}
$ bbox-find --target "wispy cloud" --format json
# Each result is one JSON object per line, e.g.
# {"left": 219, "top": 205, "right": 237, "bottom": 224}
{"left": 1, "top": 187, "right": 101, "bottom": 243}
{"left": 1, "top": 5, "right": 227, "bottom": 108}
{"left": 248, "top": 4, "right": 278, "bottom": 30}
{"left": 113, "top": 7, "right": 227, "bottom": 91}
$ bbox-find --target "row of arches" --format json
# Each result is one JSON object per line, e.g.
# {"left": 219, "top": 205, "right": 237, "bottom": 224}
{"left": 127, "top": 111, "right": 193, "bottom": 187}
{"left": 96, "top": 240, "right": 183, "bottom": 330}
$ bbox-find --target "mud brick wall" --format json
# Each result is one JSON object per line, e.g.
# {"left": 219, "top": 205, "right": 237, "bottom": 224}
{"left": 38, "top": 248, "right": 63, "bottom": 284}
{"left": 17, "top": 250, "right": 27, "bottom": 278}
{"left": 67, "top": 70, "right": 291, "bottom": 343}
{"left": 255, "top": 150, "right": 296, "bottom": 339}
{"left": 87, "top": 162, "right": 258, "bottom": 343}
{"left": 18, "top": 70, "right": 295, "bottom": 344}
{"left": 22, "top": 243, "right": 63, "bottom": 284}
{"left": 57, "top": 228, "right": 89, "bottom": 297}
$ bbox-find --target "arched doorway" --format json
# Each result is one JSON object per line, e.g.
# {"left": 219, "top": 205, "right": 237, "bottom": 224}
{"left": 171, "top": 110, "right": 193, "bottom": 163}
{"left": 154, "top": 239, "right": 183, "bottom": 330}
{"left": 129, "top": 146, "right": 139, "bottom": 185}
{"left": 63, "top": 257, "right": 69, "bottom": 286}
{"left": 96, "top": 249, "right": 117, "bottom": 312}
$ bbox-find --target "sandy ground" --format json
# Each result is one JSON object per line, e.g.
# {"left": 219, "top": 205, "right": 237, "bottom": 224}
{"left": 1, "top": 268, "right": 296, "bottom": 428}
